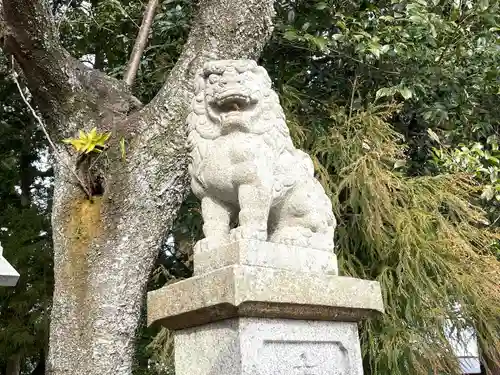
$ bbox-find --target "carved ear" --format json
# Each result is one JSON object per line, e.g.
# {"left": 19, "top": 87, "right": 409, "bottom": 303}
{"left": 254, "top": 66, "right": 272, "bottom": 87}
{"left": 235, "top": 60, "right": 258, "bottom": 73}
{"left": 188, "top": 69, "right": 221, "bottom": 140}
{"left": 186, "top": 112, "right": 197, "bottom": 132}
{"left": 192, "top": 72, "right": 207, "bottom": 116}
{"left": 192, "top": 93, "right": 206, "bottom": 116}
{"left": 193, "top": 70, "right": 205, "bottom": 95}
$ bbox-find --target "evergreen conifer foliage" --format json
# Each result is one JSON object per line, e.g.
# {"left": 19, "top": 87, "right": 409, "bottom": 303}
{"left": 310, "top": 103, "right": 499, "bottom": 374}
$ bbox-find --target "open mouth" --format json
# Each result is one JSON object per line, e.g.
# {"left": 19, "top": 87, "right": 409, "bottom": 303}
{"left": 213, "top": 93, "right": 253, "bottom": 113}
{"left": 206, "top": 91, "right": 259, "bottom": 127}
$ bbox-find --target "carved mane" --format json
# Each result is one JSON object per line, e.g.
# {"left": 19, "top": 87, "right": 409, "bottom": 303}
{"left": 187, "top": 60, "right": 299, "bottom": 180}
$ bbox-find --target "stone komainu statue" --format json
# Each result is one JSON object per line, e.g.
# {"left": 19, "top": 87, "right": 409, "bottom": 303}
{"left": 187, "top": 60, "right": 336, "bottom": 252}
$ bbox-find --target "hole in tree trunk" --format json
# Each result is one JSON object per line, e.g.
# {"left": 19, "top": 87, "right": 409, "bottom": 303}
{"left": 90, "top": 175, "right": 105, "bottom": 197}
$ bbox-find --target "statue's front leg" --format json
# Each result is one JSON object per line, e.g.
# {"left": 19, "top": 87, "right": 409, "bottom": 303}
{"left": 230, "top": 183, "right": 271, "bottom": 242}
{"left": 197, "top": 196, "right": 233, "bottom": 251}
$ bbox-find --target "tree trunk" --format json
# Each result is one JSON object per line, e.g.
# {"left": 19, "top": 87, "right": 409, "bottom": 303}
{"left": 1, "top": 0, "right": 275, "bottom": 374}
{"left": 5, "top": 354, "right": 21, "bottom": 375}
{"left": 30, "top": 351, "right": 46, "bottom": 375}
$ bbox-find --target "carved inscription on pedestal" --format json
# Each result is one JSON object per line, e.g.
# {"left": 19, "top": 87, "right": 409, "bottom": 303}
{"left": 293, "top": 352, "right": 319, "bottom": 375}
{"left": 258, "top": 340, "right": 350, "bottom": 375}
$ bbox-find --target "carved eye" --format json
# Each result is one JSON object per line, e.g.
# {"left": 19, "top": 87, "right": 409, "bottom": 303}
{"left": 208, "top": 74, "right": 219, "bottom": 84}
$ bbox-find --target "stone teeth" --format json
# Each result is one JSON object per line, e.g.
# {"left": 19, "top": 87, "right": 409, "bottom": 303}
{"left": 216, "top": 95, "right": 249, "bottom": 107}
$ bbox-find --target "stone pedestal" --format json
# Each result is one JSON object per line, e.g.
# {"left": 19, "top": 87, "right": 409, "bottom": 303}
{"left": 147, "top": 240, "right": 384, "bottom": 375}
{"left": 175, "top": 318, "right": 363, "bottom": 375}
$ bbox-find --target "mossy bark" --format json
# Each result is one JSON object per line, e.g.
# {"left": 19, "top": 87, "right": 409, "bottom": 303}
{"left": 1, "top": 0, "right": 276, "bottom": 374}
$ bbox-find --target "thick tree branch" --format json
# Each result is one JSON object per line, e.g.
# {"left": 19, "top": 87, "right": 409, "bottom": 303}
{"left": 1, "top": 0, "right": 143, "bottom": 139}
{"left": 124, "top": 0, "right": 158, "bottom": 86}
{"left": 1, "top": 0, "right": 75, "bottom": 117}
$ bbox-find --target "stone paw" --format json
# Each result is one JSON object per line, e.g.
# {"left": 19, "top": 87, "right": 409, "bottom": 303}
{"left": 308, "top": 234, "right": 334, "bottom": 252}
{"left": 274, "top": 236, "right": 310, "bottom": 248}
{"left": 281, "top": 237, "right": 310, "bottom": 248}
{"left": 229, "top": 226, "right": 268, "bottom": 242}
{"left": 195, "top": 236, "right": 230, "bottom": 252}
{"left": 270, "top": 227, "right": 312, "bottom": 248}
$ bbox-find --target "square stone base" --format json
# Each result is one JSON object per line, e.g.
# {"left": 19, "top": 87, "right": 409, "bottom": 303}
{"left": 194, "top": 240, "right": 338, "bottom": 275}
{"left": 175, "top": 317, "right": 363, "bottom": 375}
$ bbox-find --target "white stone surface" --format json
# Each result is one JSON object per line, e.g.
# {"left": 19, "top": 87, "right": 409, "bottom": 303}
{"left": 175, "top": 318, "right": 363, "bottom": 375}
{"left": 187, "top": 60, "right": 336, "bottom": 252}
{"left": 147, "top": 265, "right": 384, "bottom": 330}
{"left": 0, "top": 249, "right": 20, "bottom": 286}
{"left": 194, "top": 239, "right": 338, "bottom": 275}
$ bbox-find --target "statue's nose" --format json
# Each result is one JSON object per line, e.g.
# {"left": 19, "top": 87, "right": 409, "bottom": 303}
{"left": 220, "top": 76, "right": 241, "bottom": 86}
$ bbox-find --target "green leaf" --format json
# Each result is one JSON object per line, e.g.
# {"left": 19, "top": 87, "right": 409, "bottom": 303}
{"left": 283, "top": 30, "right": 299, "bottom": 41}
{"left": 336, "top": 21, "right": 346, "bottom": 30}
{"left": 379, "top": 15, "right": 394, "bottom": 22}
{"left": 375, "top": 87, "right": 396, "bottom": 100}
{"left": 73, "top": 140, "right": 86, "bottom": 152}
{"left": 310, "top": 36, "right": 328, "bottom": 51}
{"left": 86, "top": 143, "right": 96, "bottom": 153}
{"left": 394, "top": 159, "right": 407, "bottom": 169}
{"left": 487, "top": 136, "right": 498, "bottom": 151}
{"left": 479, "top": 0, "right": 489, "bottom": 11}
{"left": 450, "top": 8, "right": 460, "bottom": 21}
{"left": 487, "top": 156, "right": 499, "bottom": 165}
{"left": 369, "top": 43, "right": 381, "bottom": 59}
{"left": 120, "top": 137, "right": 127, "bottom": 160}
{"left": 96, "top": 132, "right": 112, "bottom": 146}
{"left": 62, "top": 128, "right": 111, "bottom": 153}
{"left": 315, "top": 2, "right": 327, "bottom": 10}
{"left": 481, "top": 185, "right": 495, "bottom": 200}
{"left": 399, "top": 87, "right": 413, "bottom": 100}
{"left": 427, "top": 128, "right": 440, "bottom": 143}
{"left": 380, "top": 44, "right": 391, "bottom": 54}
{"left": 409, "top": 15, "right": 424, "bottom": 23}
{"left": 89, "top": 127, "right": 97, "bottom": 139}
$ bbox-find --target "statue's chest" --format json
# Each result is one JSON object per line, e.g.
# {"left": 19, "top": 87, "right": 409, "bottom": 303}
{"left": 205, "top": 134, "right": 267, "bottom": 165}
{"left": 200, "top": 134, "right": 271, "bottom": 189}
